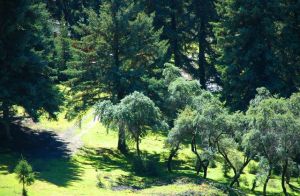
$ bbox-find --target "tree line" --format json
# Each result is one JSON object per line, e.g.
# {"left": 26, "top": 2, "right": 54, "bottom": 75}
{"left": 0, "top": 0, "right": 300, "bottom": 195}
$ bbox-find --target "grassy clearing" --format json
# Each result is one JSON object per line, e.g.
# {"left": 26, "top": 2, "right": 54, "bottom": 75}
{"left": 0, "top": 109, "right": 299, "bottom": 195}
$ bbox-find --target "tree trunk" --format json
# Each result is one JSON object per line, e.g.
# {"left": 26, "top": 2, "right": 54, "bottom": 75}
{"left": 167, "top": 145, "right": 179, "bottom": 172}
{"left": 230, "top": 158, "right": 251, "bottom": 187}
{"left": 196, "top": 159, "right": 203, "bottom": 176}
{"left": 2, "top": 101, "right": 12, "bottom": 140}
{"left": 136, "top": 137, "right": 140, "bottom": 158}
{"left": 203, "top": 161, "right": 208, "bottom": 179}
{"left": 170, "top": 0, "right": 181, "bottom": 68}
{"left": 263, "top": 165, "right": 272, "bottom": 196}
{"left": 22, "top": 179, "right": 26, "bottom": 196}
{"left": 251, "top": 179, "right": 257, "bottom": 192}
{"left": 191, "top": 137, "right": 204, "bottom": 177}
{"left": 194, "top": 0, "right": 208, "bottom": 89}
{"left": 117, "top": 125, "right": 127, "bottom": 154}
{"left": 281, "top": 159, "right": 288, "bottom": 196}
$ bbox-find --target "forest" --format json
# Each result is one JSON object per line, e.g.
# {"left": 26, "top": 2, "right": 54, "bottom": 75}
{"left": 0, "top": 0, "right": 300, "bottom": 195}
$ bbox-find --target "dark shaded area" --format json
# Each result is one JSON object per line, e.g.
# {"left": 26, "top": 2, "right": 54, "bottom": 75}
{"left": 0, "top": 123, "right": 82, "bottom": 187}
{"left": 0, "top": 123, "right": 71, "bottom": 158}
{"left": 78, "top": 146, "right": 241, "bottom": 194}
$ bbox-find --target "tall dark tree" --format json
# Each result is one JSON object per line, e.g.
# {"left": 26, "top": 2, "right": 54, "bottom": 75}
{"left": 52, "top": 17, "right": 72, "bottom": 82}
{"left": 66, "top": 0, "right": 167, "bottom": 153}
{"left": 46, "top": 0, "right": 102, "bottom": 27}
{"left": 188, "top": 0, "right": 219, "bottom": 89}
{"left": 214, "top": 0, "right": 282, "bottom": 110}
{"left": 278, "top": 0, "right": 300, "bottom": 95}
{"left": 142, "top": 0, "right": 220, "bottom": 88}
{"left": 0, "top": 0, "right": 62, "bottom": 139}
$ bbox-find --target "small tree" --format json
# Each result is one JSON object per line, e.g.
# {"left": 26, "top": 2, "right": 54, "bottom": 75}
{"left": 14, "top": 158, "right": 35, "bottom": 196}
{"left": 96, "top": 92, "right": 166, "bottom": 157}
{"left": 117, "top": 92, "right": 166, "bottom": 157}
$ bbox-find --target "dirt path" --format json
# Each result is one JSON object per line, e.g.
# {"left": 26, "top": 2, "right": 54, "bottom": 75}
{"left": 57, "top": 113, "right": 98, "bottom": 154}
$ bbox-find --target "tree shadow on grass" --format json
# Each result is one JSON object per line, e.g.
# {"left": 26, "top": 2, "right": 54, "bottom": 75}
{"left": 0, "top": 123, "right": 82, "bottom": 187}
{"left": 78, "top": 147, "right": 132, "bottom": 172}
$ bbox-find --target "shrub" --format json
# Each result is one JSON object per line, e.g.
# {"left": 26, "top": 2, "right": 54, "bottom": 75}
{"left": 132, "top": 156, "right": 161, "bottom": 177}
{"left": 209, "top": 160, "right": 217, "bottom": 168}
{"left": 145, "top": 158, "right": 161, "bottom": 177}
{"left": 132, "top": 157, "right": 146, "bottom": 175}
{"left": 248, "top": 162, "right": 258, "bottom": 174}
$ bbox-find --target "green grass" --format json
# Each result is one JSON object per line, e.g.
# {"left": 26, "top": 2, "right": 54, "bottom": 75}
{"left": 0, "top": 109, "right": 299, "bottom": 196}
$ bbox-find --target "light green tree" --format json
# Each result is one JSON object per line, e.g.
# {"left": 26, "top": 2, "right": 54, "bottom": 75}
{"left": 14, "top": 158, "right": 35, "bottom": 196}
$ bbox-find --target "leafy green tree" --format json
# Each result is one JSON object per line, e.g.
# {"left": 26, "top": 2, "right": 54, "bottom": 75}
{"left": 0, "top": 0, "right": 62, "bottom": 139}
{"left": 147, "top": 64, "right": 202, "bottom": 124}
{"left": 117, "top": 92, "right": 166, "bottom": 157}
{"left": 247, "top": 88, "right": 300, "bottom": 195}
{"left": 14, "top": 158, "right": 35, "bottom": 196}
{"left": 96, "top": 92, "right": 166, "bottom": 157}
{"left": 167, "top": 91, "right": 225, "bottom": 178}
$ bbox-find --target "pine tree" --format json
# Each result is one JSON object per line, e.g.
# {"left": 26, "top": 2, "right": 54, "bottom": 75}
{"left": 214, "top": 0, "right": 282, "bottom": 110}
{"left": 0, "top": 0, "right": 62, "bottom": 139}
{"left": 53, "top": 17, "right": 72, "bottom": 82}
{"left": 188, "top": 0, "right": 219, "bottom": 89}
{"left": 142, "top": 0, "right": 220, "bottom": 88}
{"left": 66, "top": 0, "right": 167, "bottom": 153}
{"left": 14, "top": 158, "right": 35, "bottom": 196}
{"left": 278, "top": 0, "right": 300, "bottom": 95}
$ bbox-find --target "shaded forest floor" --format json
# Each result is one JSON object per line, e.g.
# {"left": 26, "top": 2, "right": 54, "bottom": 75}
{"left": 0, "top": 110, "right": 299, "bottom": 196}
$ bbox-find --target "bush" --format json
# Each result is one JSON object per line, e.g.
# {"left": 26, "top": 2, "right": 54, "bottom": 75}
{"left": 132, "top": 157, "right": 146, "bottom": 175}
{"left": 132, "top": 156, "right": 161, "bottom": 177}
{"left": 248, "top": 162, "right": 258, "bottom": 174}
{"left": 209, "top": 160, "right": 217, "bottom": 168}
{"left": 145, "top": 159, "right": 160, "bottom": 177}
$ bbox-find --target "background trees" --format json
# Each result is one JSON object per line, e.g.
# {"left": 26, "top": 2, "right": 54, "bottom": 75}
{"left": 214, "top": 0, "right": 300, "bottom": 111}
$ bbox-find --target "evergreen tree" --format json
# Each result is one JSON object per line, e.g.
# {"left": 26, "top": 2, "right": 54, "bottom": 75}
{"left": 66, "top": 0, "right": 167, "bottom": 153}
{"left": 46, "top": 0, "right": 102, "bottom": 28}
{"left": 53, "top": 17, "right": 72, "bottom": 82}
{"left": 142, "top": 0, "right": 220, "bottom": 88}
{"left": 214, "top": 0, "right": 281, "bottom": 110}
{"left": 14, "top": 158, "right": 35, "bottom": 196}
{"left": 0, "top": 0, "right": 62, "bottom": 139}
{"left": 188, "top": 0, "right": 220, "bottom": 89}
{"left": 278, "top": 0, "right": 300, "bottom": 95}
